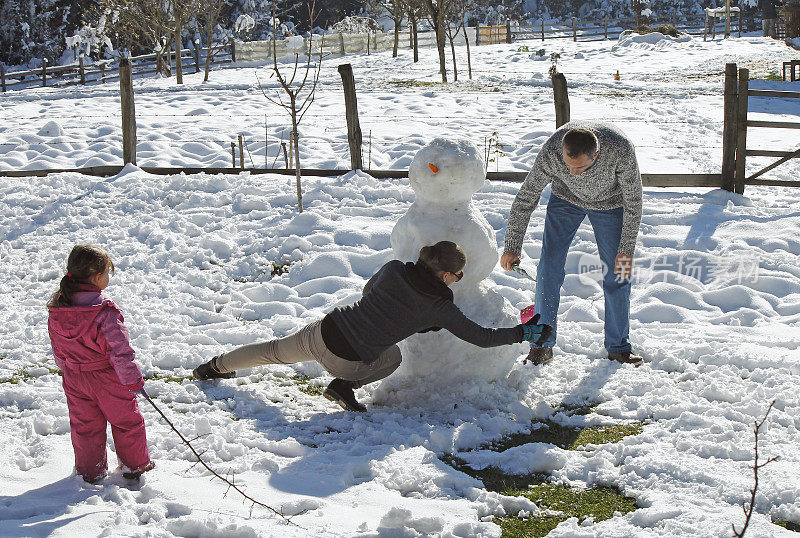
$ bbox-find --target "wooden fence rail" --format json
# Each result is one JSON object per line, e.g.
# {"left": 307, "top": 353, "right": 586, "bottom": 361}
{"left": 0, "top": 43, "right": 234, "bottom": 93}
{"left": 514, "top": 13, "right": 754, "bottom": 42}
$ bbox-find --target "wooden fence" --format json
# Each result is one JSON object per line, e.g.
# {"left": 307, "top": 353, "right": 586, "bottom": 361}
{"left": 514, "top": 13, "right": 754, "bottom": 42}
{"left": 0, "top": 43, "right": 234, "bottom": 93}
{"left": 236, "top": 28, "right": 478, "bottom": 61}
{"left": 721, "top": 62, "right": 800, "bottom": 193}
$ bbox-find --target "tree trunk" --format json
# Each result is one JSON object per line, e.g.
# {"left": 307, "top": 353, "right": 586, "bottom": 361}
{"left": 435, "top": 18, "right": 448, "bottom": 82}
{"left": 393, "top": 18, "right": 400, "bottom": 57}
{"left": 291, "top": 98, "right": 303, "bottom": 213}
{"left": 203, "top": 28, "right": 214, "bottom": 82}
{"left": 464, "top": 22, "right": 472, "bottom": 79}
{"left": 448, "top": 28, "right": 458, "bottom": 82}
{"left": 411, "top": 13, "right": 419, "bottom": 63}
{"left": 175, "top": 21, "right": 183, "bottom": 84}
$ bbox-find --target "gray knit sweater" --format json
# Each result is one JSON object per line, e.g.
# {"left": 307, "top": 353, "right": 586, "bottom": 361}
{"left": 504, "top": 121, "right": 642, "bottom": 256}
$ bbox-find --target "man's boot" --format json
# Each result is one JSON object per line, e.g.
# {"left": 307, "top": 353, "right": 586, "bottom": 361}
{"left": 192, "top": 356, "right": 236, "bottom": 380}
{"left": 524, "top": 347, "right": 554, "bottom": 366}
{"left": 324, "top": 378, "right": 366, "bottom": 412}
{"left": 607, "top": 351, "right": 643, "bottom": 367}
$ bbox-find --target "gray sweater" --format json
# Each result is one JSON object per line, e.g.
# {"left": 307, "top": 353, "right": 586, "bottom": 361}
{"left": 324, "top": 260, "right": 523, "bottom": 364}
{"left": 504, "top": 121, "right": 642, "bottom": 256}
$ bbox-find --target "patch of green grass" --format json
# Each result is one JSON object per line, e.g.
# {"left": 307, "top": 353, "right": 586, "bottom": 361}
{"left": 0, "top": 366, "right": 61, "bottom": 384}
{"left": 388, "top": 80, "right": 443, "bottom": 88}
{"left": 764, "top": 72, "right": 784, "bottom": 81}
{"left": 499, "top": 483, "right": 638, "bottom": 537}
{"left": 441, "top": 453, "right": 638, "bottom": 537}
{"left": 488, "top": 421, "right": 643, "bottom": 452}
{"left": 145, "top": 372, "right": 196, "bottom": 384}
{"left": 440, "top": 412, "right": 643, "bottom": 537}
{"left": 441, "top": 454, "right": 548, "bottom": 492}
{"left": 775, "top": 520, "right": 800, "bottom": 532}
{"left": 292, "top": 374, "right": 324, "bottom": 396}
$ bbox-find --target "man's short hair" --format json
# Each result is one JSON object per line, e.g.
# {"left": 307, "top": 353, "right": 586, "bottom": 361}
{"left": 562, "top": 129, "right": 599, "bottom": 158}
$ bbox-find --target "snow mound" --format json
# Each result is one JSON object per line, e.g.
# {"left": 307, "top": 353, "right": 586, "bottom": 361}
{"left": 37, "top": 121, "right": 64, "bottom": 137}
{"left": 614, "top": 30, "right": 692, "bottom": 50}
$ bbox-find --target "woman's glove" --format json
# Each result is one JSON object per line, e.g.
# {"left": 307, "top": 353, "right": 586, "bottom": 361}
{"left": 521, "top": 314, "right": 552, "bottom": 345}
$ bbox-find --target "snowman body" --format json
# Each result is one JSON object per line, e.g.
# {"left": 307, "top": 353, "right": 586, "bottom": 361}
{"left": 386, "top": 138, "right": 526, "bottom": 386}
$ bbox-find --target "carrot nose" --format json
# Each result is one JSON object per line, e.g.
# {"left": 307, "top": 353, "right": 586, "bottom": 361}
{"left": 428, "top": 163, "right": 439, "bottom": 174}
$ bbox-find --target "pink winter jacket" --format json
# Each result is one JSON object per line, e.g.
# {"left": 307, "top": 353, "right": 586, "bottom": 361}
{"left": 48, "top": 284, "right": 144, "bottom": 392}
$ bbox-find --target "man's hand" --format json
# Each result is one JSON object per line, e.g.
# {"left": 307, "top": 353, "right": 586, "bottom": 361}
{"left": 614, "top": 254, "right": 633, "bottom": 280}
{"left": 500, "top": 252, "right": 521, "bottom": 271}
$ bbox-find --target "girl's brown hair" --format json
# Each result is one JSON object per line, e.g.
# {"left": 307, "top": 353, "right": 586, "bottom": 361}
{"left": 418, "top": 241, "right": 466, "bottom": 275}
{"left": 48, "top": 245, "right": 114, "bottom": 307}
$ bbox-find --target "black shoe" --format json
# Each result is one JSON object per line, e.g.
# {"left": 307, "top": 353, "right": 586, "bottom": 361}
{"left": 193, "top": 356, "right": 236, "bottom": 380}
{"left": 123, "top": 461, "right": 155, "bottom": 480}
{"left": 524, "top": 347, "right": 554, "bottom": 366}
{"left": 323, "top": 378, "right": 366, "bottom": 412}
{"left": 607, "top": 351, "right": 643, "bottom": 367}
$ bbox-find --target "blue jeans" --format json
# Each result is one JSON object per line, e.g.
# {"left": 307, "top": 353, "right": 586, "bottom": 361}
{"left": 533, "top": 194, "right": 631, "bottom": 353}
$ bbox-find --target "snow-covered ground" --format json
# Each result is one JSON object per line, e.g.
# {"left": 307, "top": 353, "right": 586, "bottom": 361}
{"left": 1, "top": 32, "right": 800, "bottom": 537}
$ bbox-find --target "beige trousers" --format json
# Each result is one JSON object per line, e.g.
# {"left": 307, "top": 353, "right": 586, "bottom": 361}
{"left": 215, "top": 320, "right": 402, "bottom": 388}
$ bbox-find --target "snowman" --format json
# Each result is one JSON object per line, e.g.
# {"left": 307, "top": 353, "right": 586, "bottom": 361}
{"left": 387, "top": 138, "right": 527, "bottom": 385}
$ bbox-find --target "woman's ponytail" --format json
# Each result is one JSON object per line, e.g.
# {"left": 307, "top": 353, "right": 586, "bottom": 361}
{"left": 418, "top": 241, "right": 466, "bottom": 275}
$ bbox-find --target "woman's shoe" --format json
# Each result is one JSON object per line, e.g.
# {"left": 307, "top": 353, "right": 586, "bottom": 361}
{"left": 193, "top": 356, "right": 236, "bottom": 380}
{"left": 323, "top": 378, "right": 366, "bottom": 412}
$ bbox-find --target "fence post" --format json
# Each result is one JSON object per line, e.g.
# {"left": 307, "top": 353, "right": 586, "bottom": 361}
{"left": 231, "top": 142, "right": 236, "bottom": 168}
{"left": 340, "top": 33, "right": 346, "bottom": 55}
{"left": 79, "top": 55, "right": 86, "bottom": 85}
{"left": 230, "top": 40, "right": 237, "bottom": 62}
{"left": 119, "top": 58, "right": 137, "bottom": 165}
{"left": 100, "top": 62, "right": 106, "bottom": 83}
{"left": 572, "top": 17, "right": 577, "bottom": 41}
{"left": 194, "top": 43, "right": 200, "bottom": 73}
{"left": 238, "top": 134, "right": 245, "bottom": 168}
{"left": 337, "top": 63, "right": 363, "bottom": 170}
{"left": 542, "top": 19, "right": 545, "bottom": 41}
{"left": 1, "top": 64, "right": 6, "bottom": 92}
{"left": 704, "top": 12, "right": 709, "bottom": 41}
{"left": 734, "top": 67, "right": 749, "bottom": 195}
{"left": 604, "top": 16, "right": 608, "bottom": 39}
{"left": 42, "top": 58, "right": 47, "bottom": 87}
{"left": 476, "top": 22, "right": 481, "bottom": 45}
{"left": 738, "top": 10, "right": 742, "bottom": 37}
{"left": 506, "top": 19, "right": 512, "bottom": 43}
{"left": 552, "top": 72, "right": 570, "bottom": 128}
{"left": 721, "top": 63, "right": 738, "bottom": 192}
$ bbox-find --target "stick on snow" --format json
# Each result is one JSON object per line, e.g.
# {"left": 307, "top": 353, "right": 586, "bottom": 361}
{"left": 139, "top": 392, "right": 300, "bottom": 525}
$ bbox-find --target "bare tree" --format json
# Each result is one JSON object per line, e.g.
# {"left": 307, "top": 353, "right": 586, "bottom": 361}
{"left": 106, "top": 0, "right": 198, "bottom": 82}
{"left": 452, "top": 0, "right": 471, "bottom": 79}
{"left": 365, "top": 0, "right": 407, "bottom": 58}
{"left": 406, "top": 0, "right": 422, "bottom": 62}
{"left": 732, "top": 400, "right": 779, "bottom": 538}
{"left": 196, "top": 0, "right": 229, "bottom": 81}
{"left": 105, "top": 0, "right": 173, "bottom": 74}
{"left": 257, "top": 1, "right": 322, "bottom": 213}
{"left": 418, "top": 0, "right": 456, "bottom": 82}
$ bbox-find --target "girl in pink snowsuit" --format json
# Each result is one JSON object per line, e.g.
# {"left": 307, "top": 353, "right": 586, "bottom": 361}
{"left": 48, "top": 245, "right": 154, "bottom": 483}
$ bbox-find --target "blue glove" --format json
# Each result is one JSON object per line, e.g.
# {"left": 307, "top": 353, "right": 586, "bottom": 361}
{"left": 521, "top": 314, "right": 552, "bottom": 345}
{"left": 135, "top": 387, "right": 150, "bottom": 399}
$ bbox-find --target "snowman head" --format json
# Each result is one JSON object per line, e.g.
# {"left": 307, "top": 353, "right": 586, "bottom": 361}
{"left": 409, "top": 138, "right": 486, "bottom": 205}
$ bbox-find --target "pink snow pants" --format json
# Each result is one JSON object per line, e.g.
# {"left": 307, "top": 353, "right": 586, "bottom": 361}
{"left": 61, "top": 366, "right": 150, "bottom": 480}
